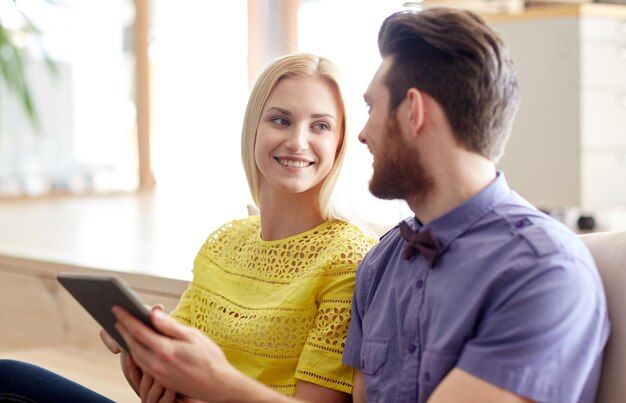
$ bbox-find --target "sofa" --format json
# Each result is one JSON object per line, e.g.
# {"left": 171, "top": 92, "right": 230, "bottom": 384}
{"left": 579, "top": 231, "right": 626, "bottom": 403}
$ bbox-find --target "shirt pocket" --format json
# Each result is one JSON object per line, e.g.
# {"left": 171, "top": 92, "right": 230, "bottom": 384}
{"left": 361, "top": 338, "right": 389, "bottom": 403}
{"left": 418, "top": 349, "right": 457, "bottom": 399}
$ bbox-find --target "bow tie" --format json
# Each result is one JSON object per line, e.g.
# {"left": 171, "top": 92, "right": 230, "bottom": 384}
{"left": 399, "top": 221, "right": 441, "bottom": 268}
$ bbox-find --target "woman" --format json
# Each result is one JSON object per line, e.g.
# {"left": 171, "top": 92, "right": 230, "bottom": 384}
{"left": 0, "top": 53, "right": 376, "bottom": 402}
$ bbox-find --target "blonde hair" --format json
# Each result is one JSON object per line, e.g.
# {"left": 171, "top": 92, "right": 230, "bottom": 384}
{"left": 241, "top": 53, "right": 348, "bottom": 221}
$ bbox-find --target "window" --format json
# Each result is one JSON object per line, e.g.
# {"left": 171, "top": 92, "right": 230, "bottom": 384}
{"left": 148, "top": 1, "right": 250, "bottom": 219}
{"left": 0, "top": 0, "right": 138, "bottom": 196}
{"left": 1, "top": 0, "right": 410, "bottom": 232}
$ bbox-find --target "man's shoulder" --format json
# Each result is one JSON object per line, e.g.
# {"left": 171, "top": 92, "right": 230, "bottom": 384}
{"left": 488, "top": 200, "right": 585, "bottom": 259}
{"left": 454, "top": 202, "right": 596, "bottom": 283}
{"left": 475, "top": 197, "right": 584, "bottom": 257}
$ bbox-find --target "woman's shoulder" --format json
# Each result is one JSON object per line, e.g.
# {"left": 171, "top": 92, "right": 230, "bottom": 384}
{"left": 313, "top": 221, "right": 378, "bottom": 259}
{"left": 325, "top": 220, "right": 377, "bottom": 244}
{"left": 205, "top": 215, "right": 260, "bottom": 244}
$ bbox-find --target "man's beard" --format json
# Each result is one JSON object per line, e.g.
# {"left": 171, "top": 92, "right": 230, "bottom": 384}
{"left": 368, "top": 115, "right": 433, "bottom": 201}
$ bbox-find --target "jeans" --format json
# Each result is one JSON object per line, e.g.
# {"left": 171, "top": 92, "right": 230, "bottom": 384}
{"left": 0, "top": 360, "right": 115, "bottom": 403}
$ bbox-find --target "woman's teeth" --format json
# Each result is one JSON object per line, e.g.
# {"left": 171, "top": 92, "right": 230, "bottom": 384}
{"left": 277, "top": 159, "right": 312, "bottom": 168}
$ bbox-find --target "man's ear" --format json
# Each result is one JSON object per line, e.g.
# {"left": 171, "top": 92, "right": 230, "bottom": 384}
{"left": 406, "top": 88, "right": 424, "bottom": 137}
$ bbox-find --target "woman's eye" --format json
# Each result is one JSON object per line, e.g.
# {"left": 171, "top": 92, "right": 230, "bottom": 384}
{"left": 313, "top": 122, "right": 330, "bottom": 131}
{"left": 271, "top": 117, "right": 290, "bottom": 126}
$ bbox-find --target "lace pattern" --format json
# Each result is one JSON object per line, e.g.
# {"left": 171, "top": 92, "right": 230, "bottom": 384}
{"left": 171, "top": 217, "right": 377, "bottom": 394}
{"left": 200, "top": 218, "right": 370, "bottom": 283}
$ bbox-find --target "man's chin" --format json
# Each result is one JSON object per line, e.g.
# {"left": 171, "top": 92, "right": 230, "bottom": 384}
{"left": 369, "top": 181, "right": 403, "bottom": 201}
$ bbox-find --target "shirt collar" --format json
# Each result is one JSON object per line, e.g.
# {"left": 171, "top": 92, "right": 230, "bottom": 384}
{"left": 407, "top": 171, "right": 512, "bottom": 255}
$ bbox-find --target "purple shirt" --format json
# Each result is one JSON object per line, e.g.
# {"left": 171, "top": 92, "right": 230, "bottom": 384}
{"left": 343, "top": 173, "right": 609, "bottom": 403}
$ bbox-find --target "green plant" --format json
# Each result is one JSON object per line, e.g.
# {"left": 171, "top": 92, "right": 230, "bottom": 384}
{"left": 0, "top": 0, "right": 56, "bottom": 129}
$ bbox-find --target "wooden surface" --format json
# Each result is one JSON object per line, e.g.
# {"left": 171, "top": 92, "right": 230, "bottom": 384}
{"left": 0, "top": 190, "right": 238, "bottom": 282}
{"left": 0, "top": 228, "right": 185, "bottom": 402}
{"left": 486, "top": 3, "right": 626, "bottom": 21}
{"left": 0, "top": 266, "right": 184, "bottom": 350}
{"left": 0, "top": 190, "right": 196, "bottom": 351}
{"left": 0, "top": 191, "right": 212, "bottom": 401}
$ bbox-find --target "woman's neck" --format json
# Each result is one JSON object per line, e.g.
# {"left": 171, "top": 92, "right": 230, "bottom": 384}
{"left": 257, "top": 190, "right": 325, "bottom": 241}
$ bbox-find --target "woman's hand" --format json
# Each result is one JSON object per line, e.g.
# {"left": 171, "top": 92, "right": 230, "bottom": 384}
{"left": 100, "top": 317, "right": 140, "bottom": 394}
{"left": 101, "top": 305, "right": 167, "bottom": 397}
{"left": 113, "top": 306, "right": 294, "bottom": 402}
{"left": 112, "top": 306, "right": 234, "bottom": 400}
{"left": 122, "top": 352, "right": 142, "bottom": 396}
{"left": 100, "top": 304, "right": 166, "bottom": 354}
{"left": 138, "top": 371, "right": 178, "bottom": 403}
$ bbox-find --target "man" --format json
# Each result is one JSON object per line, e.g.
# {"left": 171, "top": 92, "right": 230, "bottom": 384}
{"left": 341, "top": 7, "right": 609, "bottom": 403}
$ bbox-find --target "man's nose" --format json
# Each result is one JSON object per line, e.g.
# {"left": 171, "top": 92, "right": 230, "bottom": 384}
{"left": 358, "top": 129, "right": 367, "bottom": 144}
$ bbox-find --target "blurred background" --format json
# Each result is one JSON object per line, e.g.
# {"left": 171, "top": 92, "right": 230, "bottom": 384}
{"left": 0, "top": 0, "right": 414, "bottom": 231}
{"left": 1, "top": 0, "right": 625, "bottom": 234}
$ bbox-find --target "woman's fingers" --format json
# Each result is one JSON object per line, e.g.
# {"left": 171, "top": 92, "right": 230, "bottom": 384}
{"left": 158, "top": 387, "right": 178, "bottom": 403}
{"left": 144, "top": 378, "right": 171, "bottom": 403}
{"left": 113, "top": 305, "right": 228, "bottom": 399}
{"left": 125, "top": 354, "right": 143, "bottom": 395}
{"left": 150, "top": 309, "right": 193, "bottom": 341}
{"left": 152, "top": 304, "right": 165, "bottom": 312}
{"left": 115, "top": 318, "right": 155, "bottom": 371}
{"left": 100, "top": 329, "right": 121, "bottom": 354}
{"left": 113, "top": 306, "right": 192, "bottom": 347}
{"left": 113, "top": 306, "right": 167, "bottom": 352}
{"left": 140, "top": 372, "right": 154, "bottom": 403}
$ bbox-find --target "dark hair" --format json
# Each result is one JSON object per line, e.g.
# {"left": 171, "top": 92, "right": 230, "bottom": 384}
{"left": 378, "top": 7, "right": 520, "bottom": 162}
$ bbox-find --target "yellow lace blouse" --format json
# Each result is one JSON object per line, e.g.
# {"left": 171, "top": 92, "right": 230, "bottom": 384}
{"left": 170, "top": 216, "right": 376, "bottom": 395}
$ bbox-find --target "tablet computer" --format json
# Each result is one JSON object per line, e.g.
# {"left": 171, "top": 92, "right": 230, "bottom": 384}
{"left": 57, "top": 272, "right": 158, "bottom": 352}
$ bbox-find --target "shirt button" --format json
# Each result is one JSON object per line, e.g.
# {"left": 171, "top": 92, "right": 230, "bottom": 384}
{"left": 416, "top": 279, "right": 424, "bottom": 289}
{"left": 407, "top": 344, "right": 417, "bottom": 353}
{"left": 423, "top": 371, "right": 431, "bottom": 382}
